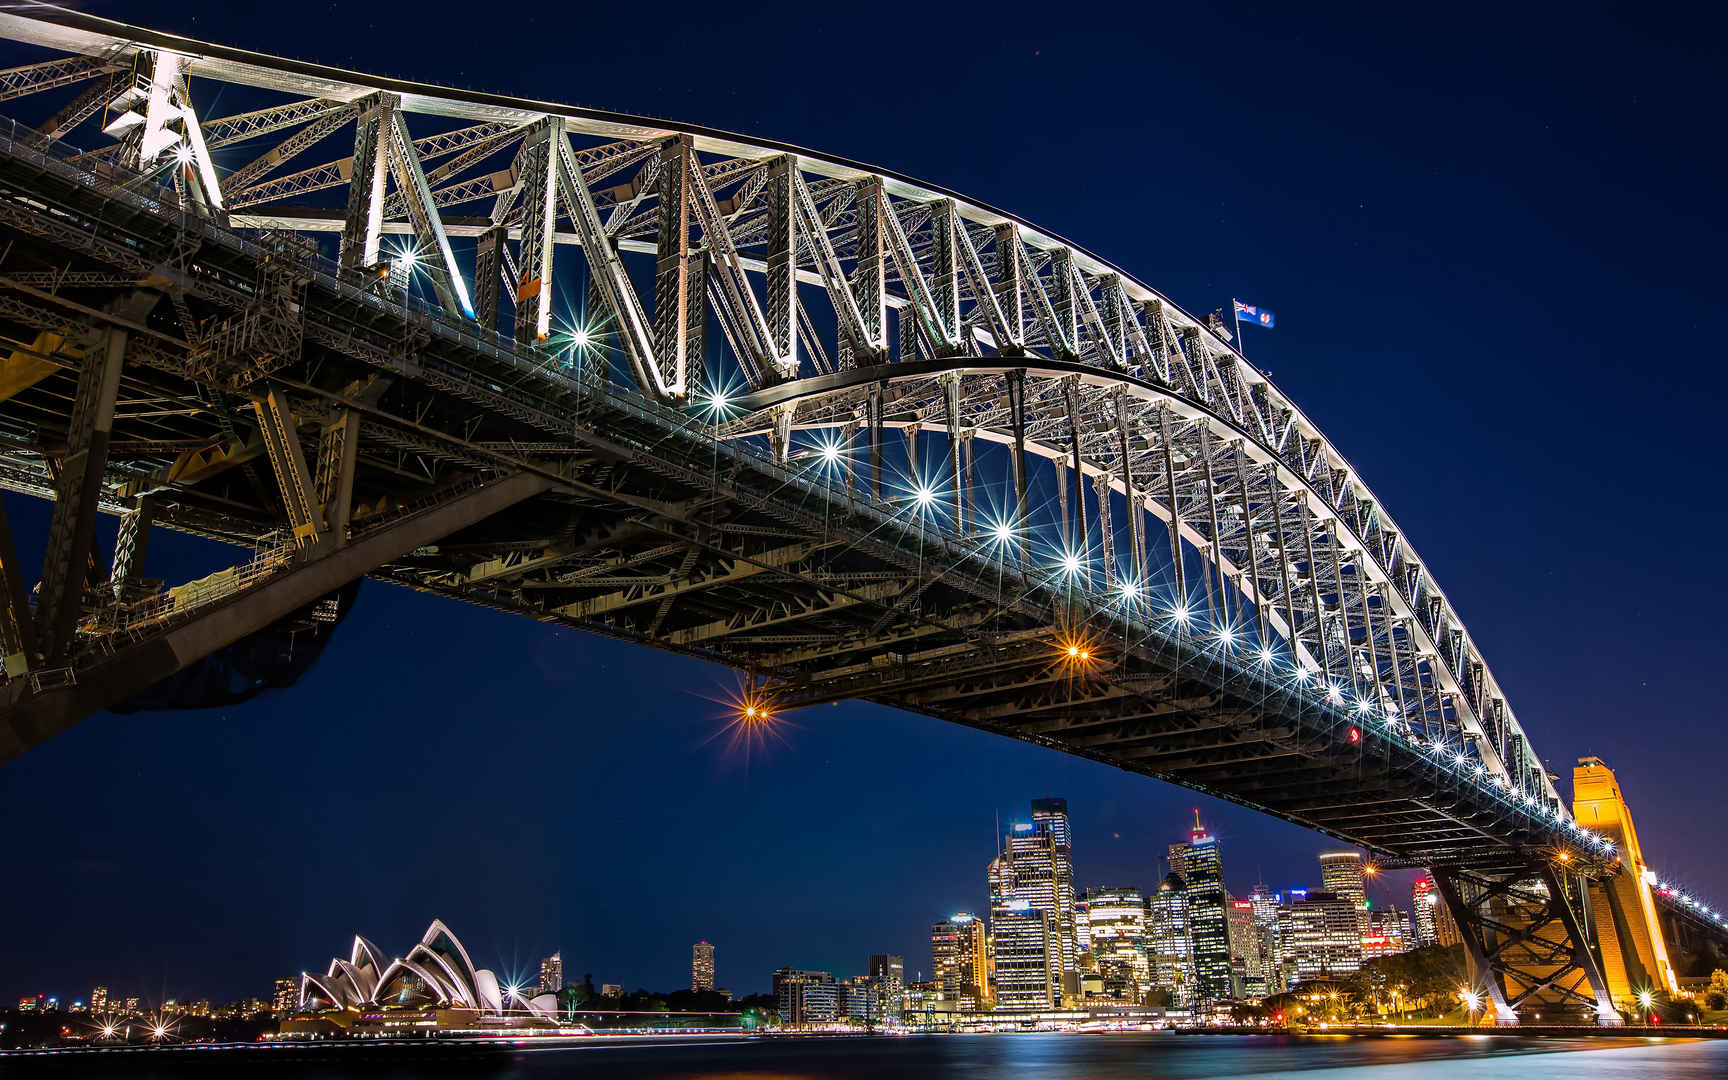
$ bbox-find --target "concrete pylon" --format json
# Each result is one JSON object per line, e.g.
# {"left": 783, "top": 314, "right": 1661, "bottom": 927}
{"left": 1572, "top": 756, "right": 1678, "bottom": 1002}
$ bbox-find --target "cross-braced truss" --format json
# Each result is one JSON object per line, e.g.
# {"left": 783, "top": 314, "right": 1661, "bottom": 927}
{"left": 0, "top": 3, "right": 1717, "bottom": 1020}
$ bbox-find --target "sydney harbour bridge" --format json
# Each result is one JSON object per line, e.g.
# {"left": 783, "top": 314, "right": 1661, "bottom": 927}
{"left": 0, "top": 2, "right": 1718, "bottom": 1026}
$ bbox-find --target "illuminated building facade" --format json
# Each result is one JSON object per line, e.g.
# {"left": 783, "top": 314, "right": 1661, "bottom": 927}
{"left": 773, "top": 968, "right": 839, "bottom": 1025}
{"left": 1319, "top": 851, "right": 1370, "bottom": 942}
{"left": 989, "top": 906, "right": 1056, "bottom": 1009}
{"left": 1411, "top": 877, "right": 1462, "bottom": 947}
{"left": 90, "top": 986, "right": 108, "bottom": 1013}
{"left": 1030, "top": 797, "right": 1079, "bottom": 976}
{"left": 1148, "top": 872, "right": 1192, "bottom": 1003}
{"left": 692, "top": 941, "right": 715, "bottom": 992}
{"left": 1364, "top": 906, "right": 1411, "bottom": 960}
{"left": 1226, "top": 898, "right": 1269, "bottom": 997}
{"left": 1083, "top": 886, "right": 1151, "bottom": 994}
{"left": 272, "top": 978, "right": 297, "bottom": 1015}
{"left": 1173, "top": 816, "right": 1231, "bottom": 1001}
{"left": 1281, "top": 890, "right": 1362, "bottom": 982}
{"left": 932, "top": 914, "right": 990, "bottom": 1010}
{"left": 989, "top": 806, "right": 1072, "bottom": 1009}
{"left": 869, "top": 954, "right": 904, "bottom": 1017}
{"left": 539, "top": 952, "right": 563, "bottom": 994}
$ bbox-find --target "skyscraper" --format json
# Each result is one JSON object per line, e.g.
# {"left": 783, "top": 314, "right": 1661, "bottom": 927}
{"left": 692, "top": 941, "right": 715, "bottom": 992}
{"left": 1319, "top": 851, "right": 1370, "bottom": 943}
{"left": 1030, "top": 797, "right": 1078, "bottom": 975}
{"left": 1172, "top": 814, "right": 1231, "bottom": 1001}
{"left": 90, "top": 986, "right": 109, "bottom": 1013}
{"left": 271, "top": 979, "right": 296, "bottom": 1015}
{"left": 1083, "top": 886, "right": 1151, "bottom": 994}
{"left": 933, "top": 913, "right": 992, "bottom": 1011}
{"left": 1148, "top": 872, "right": 1192, "bottom": 1003}
{"left": 988, "top": 806, "right": 1070, "bottom": 1009}
{"left": 539, "top": 951, "right": 563, "bottom": 994}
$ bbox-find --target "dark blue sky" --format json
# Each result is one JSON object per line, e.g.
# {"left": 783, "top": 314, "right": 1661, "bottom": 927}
{"left": 3, "top": 1, "right": 1725, "bottom": 1003}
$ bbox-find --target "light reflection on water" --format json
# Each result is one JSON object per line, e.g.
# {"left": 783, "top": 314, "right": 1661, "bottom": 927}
{"left": 52, "top": 1033, "right": 1728, "bottom": 1079}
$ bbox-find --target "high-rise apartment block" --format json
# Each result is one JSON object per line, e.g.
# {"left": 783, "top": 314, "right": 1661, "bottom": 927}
{"left": 692, "top": 940, "right": 716, "bottom": 992}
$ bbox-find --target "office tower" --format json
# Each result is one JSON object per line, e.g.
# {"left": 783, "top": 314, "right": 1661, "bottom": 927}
{"left": 995, "top": 814, "right": 1071, "bottom": 974}
{"left": 868, "top": 954, "right": 904, "bottom": 1017}
{"left": 692, "top": 941, "right": 716, "bottom": 992}
{"left": 123, "top": 996, "right": 140, "bottom": 1013}
{"left": 1281, "top": 890, "right": 1362, "bottom": 982}
{"left": 1227, "top": 898, "right": 1268, "bottom": 997}
{"left": 1148, "top": 872, "right": 1192, "bottom": 1003}
{"left": 1318, "top": 852, "right": 1367, "bottom": 908}
{"left": 1172, "top": 814, "right": 1231, "bottom": 1001}
{"left": 272, "top": 978, "right": 297, "bottom": 1015}
{"left": 773, "top": 968, "right": 839, "bottom": 1025}
{"left": 1030, "top": 797, "right": 1078, "bottom": 974}
{"left": 90, "top": 986, "right": 109, "bottom": 1012}
{"left": 1083, "top": 887, "right": 1151, "bottom": 993}
{"left": 1074, "top": 898, "right": 1091, "bottom": 955}
{"left": 988, "top": 813, "right": 1066, "bottom": 1009}
{"left": 1319, "top": 851, "right": 1370, "bottom": 943}
{"left": 539, "top": 952, "right": 564, "bottom": 994}
{"left": 989, "top": 905, "right": 1056, "bottom": 1010}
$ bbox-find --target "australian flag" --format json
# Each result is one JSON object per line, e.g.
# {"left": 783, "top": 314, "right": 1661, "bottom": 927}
{"left": 1233, "top": 300, "right": 1275, "bottom": 329}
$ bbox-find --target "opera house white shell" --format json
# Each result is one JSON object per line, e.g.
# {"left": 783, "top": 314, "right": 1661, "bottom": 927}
{"left": 299, "top": 918, "right": 558, "bottom": 1019}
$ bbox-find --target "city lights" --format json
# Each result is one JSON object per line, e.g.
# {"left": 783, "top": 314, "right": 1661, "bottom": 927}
{"left": 914, "top": 485, "right": 936, "bottom": 508}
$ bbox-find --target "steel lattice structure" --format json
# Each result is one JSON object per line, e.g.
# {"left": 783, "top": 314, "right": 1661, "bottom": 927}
{"left": 0, "top": 3, "right": 1719, "bottom": 1024}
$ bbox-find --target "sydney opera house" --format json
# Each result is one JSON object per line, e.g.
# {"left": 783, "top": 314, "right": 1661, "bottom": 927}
{"left": 287, "top": 919, "right": 558, "bottom": 1034}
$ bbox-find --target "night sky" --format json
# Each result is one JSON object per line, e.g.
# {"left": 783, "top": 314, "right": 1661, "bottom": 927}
{"left": 2, "top": 2, "right": 1725, "bottom": 1004}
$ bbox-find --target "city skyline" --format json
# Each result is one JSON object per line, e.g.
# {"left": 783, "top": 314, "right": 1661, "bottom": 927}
{"left": 5, "top": 798, "right": 1422, "bottom": 1006}
{"left": 1, "top": 0, "right": 1724, "bottom": 1013}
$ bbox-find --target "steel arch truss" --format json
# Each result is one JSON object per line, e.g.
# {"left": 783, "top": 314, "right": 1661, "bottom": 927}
{"left": 1432, "top": 866, "right": 1622, "bottom": 1025}
{"left": 0, "top": 4, "right": 1702, "bottom": 976}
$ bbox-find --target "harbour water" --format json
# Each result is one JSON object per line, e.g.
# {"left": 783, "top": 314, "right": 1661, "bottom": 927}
{"left": 22, "top": 1032, "right": 1728, "bottom": 1078}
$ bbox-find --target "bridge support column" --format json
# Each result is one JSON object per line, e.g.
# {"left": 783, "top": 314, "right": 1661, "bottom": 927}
{"left": 1572, "top": 756, "right": 1678, "bottom": 1003}
{"left": 1432, "top": 864, "right": 1622, "bottom": 1026}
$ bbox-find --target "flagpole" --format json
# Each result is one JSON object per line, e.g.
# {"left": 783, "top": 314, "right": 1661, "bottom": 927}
{"left": 1232, "top": 299, "right": 1245, "bottom": 358}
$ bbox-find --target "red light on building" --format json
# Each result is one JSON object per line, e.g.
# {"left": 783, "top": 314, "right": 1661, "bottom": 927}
{"left": 1348, "top": 726, "right": 1361, "bottom": 743}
